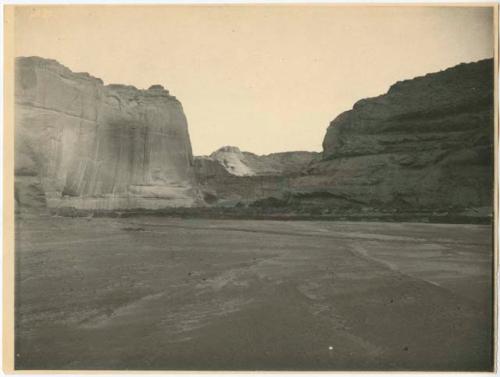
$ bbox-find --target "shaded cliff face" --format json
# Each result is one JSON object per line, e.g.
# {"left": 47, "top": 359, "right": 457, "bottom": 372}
{"left": 303, "top": 59, "right": 494, "bottom": 212}
{"left": 15, "top": 57, "right": 200, "bottom": 211}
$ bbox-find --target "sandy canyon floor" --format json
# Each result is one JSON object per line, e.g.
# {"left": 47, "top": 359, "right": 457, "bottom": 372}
{"left": 14, "top": 215, "right": 493, "bottom": 371}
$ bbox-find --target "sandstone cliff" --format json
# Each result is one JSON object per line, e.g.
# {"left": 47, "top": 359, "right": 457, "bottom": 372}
{"left": 15, "top": 57, "right": 200, "bottom": 211}
{"left": 15, "top": 57, "right": 493, "bottom": 220}
{"left": 194, "top": 59, "right": 494, "bottom": 220}
{"left": 296, "top": 59, "right": 494, "bottom": 214}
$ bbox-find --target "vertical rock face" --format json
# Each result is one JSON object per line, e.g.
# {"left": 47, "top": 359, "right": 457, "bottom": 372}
{"left": 15, "top": 57, "right": 200, "bottom": 210}
{"left": 305, "top": 59, "right": 494, "bottom": 213}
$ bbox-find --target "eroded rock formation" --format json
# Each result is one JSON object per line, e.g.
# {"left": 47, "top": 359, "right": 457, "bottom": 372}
{"left": 15, "top": 56, "right": 200, "bottom": 211}
{"left": 195, "top": 59, "right": 494, "bottom": 219}
{"left": 194, "top": 147, "right": 319, "bottom": 205}
{"left": 300, "top": 59, "right": 494, "bottom": 213}
{"left": 204, "top": 146, "right": 319, "bottom": 177}
{"left": 15, "top": 56, "right": 493, "bottom": 220}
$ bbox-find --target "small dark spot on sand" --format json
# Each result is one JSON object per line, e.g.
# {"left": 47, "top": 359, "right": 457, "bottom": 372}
{"left": 403, "top": 346, "right": 408, "bottom": 351}
{"left": 390, "top": 299, "right": 394, "bottom": 303}
{"left": 122, "top": 227, "right": 145, "bottom": 232}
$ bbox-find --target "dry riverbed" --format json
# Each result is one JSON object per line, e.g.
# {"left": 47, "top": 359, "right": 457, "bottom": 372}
{"left": 14, "top": 215, "right": 493, "bottom": 371}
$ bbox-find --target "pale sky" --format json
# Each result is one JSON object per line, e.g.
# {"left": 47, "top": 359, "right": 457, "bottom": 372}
{"left": 13, "top": 5, "right": 494, "bottom": 155}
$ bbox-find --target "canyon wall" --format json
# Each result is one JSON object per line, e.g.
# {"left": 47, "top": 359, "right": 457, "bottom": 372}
{"left": 14, "top": 57, "right": 494, "bottom": 219}
{"left": 15, "top": 57, "right": 200, "bottom": 211}
{"left": 296, "top": 58, "right": 494, "bottom": 214}
{"left": 195, "top": 59, "right": 494, "bottom": 220}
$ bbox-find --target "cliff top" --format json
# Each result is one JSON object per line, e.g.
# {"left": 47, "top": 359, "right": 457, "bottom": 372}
{"left": 212, "top": 146, "right": 243, "bottom": 155}
{"left": 350, "top": 58, "right": 493, "bottom": 112}
{"left": 210, "top": 145, "right": 318, "bottom": 158}
{"left": 387, "top": 58, "right": 493, "bottom": 94}
{"left": 16, "top": 56, "right": 176, "bottom": 99}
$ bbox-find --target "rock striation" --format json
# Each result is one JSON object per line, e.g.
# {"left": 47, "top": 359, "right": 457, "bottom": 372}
{"left": 15, "top": 56, "right": 200, "bottom": 211}
{"left": 298, "top": 59, "right": 494, "bottom": 213}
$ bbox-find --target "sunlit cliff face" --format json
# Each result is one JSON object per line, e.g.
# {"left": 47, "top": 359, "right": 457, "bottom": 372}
{"left": 15, "top": 56, "right": 201, "bottom": 210}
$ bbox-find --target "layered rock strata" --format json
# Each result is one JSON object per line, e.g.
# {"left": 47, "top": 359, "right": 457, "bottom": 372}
{"left": 302, "top": 59, "right": 494, "bottom": 213}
